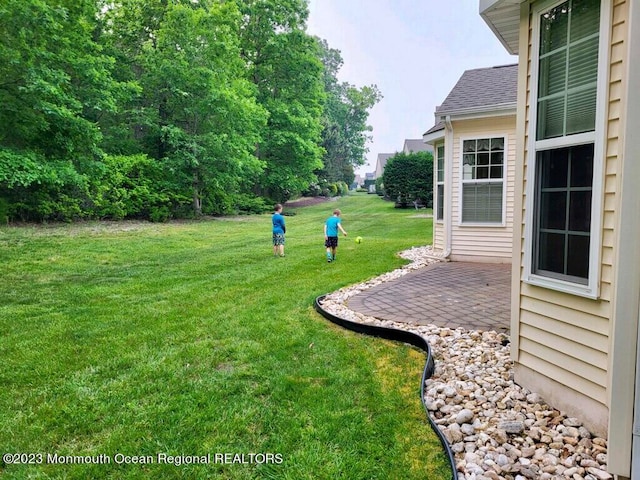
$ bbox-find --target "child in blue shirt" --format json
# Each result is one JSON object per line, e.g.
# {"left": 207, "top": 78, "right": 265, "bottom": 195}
{"left": 324, "top": 209, "right": 347, "bottom": 262}
{"left": 272, "top": 204, "right": 286, "bottom": 257}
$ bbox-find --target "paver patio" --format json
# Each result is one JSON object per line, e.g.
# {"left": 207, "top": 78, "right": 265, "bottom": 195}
{"left": 347, "top": 261, "right": 511, "bottom": 334}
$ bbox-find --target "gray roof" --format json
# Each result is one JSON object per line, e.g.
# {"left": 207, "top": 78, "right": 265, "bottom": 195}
{"left": 375, "top": 153, "right": 394, "bottom": 176}
{"left": 377, "top": 153, "right": 394, "bottom": 162}
{"left": 423, "top": 121, "right": 444, "bottom": 136}
{"left": 436, "top": 64, "right": 518, "bottom": 116}
{"left": 403, "top": 139, "right": 433, "bottom": 153}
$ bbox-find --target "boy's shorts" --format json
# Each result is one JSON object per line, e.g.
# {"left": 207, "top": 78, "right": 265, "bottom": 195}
{"left": 324, "top": 236, "right": 338, "bottom": 248}
{"left": 273, "top": 233, "right": 285, "bottom": 246}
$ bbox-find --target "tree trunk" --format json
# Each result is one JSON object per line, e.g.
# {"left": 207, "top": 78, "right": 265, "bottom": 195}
{"left": 192, "top": 172, "right": 202, "bottom": 216}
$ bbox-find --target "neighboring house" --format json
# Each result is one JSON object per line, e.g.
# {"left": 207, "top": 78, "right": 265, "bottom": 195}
{"left": 374, "top": 142, "right": 433, "bottom": 182}
{"left": 374, "top": 153, "right": 394, "bottom": 179}
{"left": 423, "top": 64, "right": 517, "bottom": 263}
{"left": 481, "top": 0, "right": 640, "bottom": 477}
{"left": 363, "top": 171, "right": 376, "bottom": 193}
{"left": 352, "top": 174, "right": 363, "bottom": 190}
{"left": 402, "top": 138, "right": 434, "bottom": 156}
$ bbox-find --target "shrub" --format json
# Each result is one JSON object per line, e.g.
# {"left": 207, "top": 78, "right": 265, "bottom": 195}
{"left": 0, "top": 197, "right": 9, "bottom": 224}
{"left": 233, "top": 194, "right": 271, "bottom": 214}
{"left": 149, "top": 206, "right": 171, "bottom": 223}
{"left": 382, "top": 151, "right": 433, "bottom": 208}
{"left": 375, "top": 177, "right": 384, "bottom": 196}
{"left": 91, "top": 154, "right": 177, "bottom": 221}
{"left": 303, "top": 183, "right": 322, "bottom": 197}
{"left": 336, "top": 181, "right": 350, "bottom": 196}
{"left": 4, "top": 159, "right": 90, "bottom": 222}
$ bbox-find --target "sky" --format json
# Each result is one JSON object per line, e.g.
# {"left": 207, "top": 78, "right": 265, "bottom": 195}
{"left": 306, "top": 0, "right": 516, "bottom": 176}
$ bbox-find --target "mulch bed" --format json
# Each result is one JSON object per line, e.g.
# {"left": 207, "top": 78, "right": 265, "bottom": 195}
{"left": 283, "top": 196, "right": 337, "bottom": 208}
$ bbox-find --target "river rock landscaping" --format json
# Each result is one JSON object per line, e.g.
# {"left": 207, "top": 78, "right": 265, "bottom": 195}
{"left": 318, "top": 246, "right": 611, "bottom": 480}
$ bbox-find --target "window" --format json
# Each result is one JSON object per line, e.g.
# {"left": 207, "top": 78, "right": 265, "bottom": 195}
{"left": 436, "top": 145, "right": 444, "bottom": 221}
{"left": 461, "top": 137, "right": 504, "bottom": 223}
{"left": 527, "top": 0, "right": 603, "bottom": 296}
{"left": 536, "top": 0, "right": 600, "bottom": 140}
{"left": 534, "top": 144, "right": 593, "bottom": 282}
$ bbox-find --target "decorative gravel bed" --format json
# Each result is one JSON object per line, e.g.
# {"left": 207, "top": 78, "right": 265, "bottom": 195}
{"left": 318, "top": 246, "right": 611, "bottom": 480}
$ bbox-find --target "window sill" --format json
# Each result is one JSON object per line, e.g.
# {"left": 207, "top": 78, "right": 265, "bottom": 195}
{"left": 524, "top": 273, "right": 599, "bottom": 300}
{"left": 458, "top": 222, "right": 506, "bottom": 228}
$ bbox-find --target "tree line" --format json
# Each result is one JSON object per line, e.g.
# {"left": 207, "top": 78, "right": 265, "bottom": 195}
{"left": 0, "top": 0, "right": 381, "bottom": 222}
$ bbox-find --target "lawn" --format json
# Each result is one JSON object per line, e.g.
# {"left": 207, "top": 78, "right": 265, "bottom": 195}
{"left": 0, "top": 193, "right": 451, "bottom": 479}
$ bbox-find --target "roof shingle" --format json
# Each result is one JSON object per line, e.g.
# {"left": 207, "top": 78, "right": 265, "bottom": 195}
{"left": 436, "top": 64, "right": 517, "bottom": 115}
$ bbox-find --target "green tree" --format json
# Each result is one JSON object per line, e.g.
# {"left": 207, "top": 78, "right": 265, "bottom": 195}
{"left": 146, "top": 2, "right": 267, "bottom": 215}
{"left": 238, "top": 0, "right": 325, "bottom": 202}
{"left": 0, "top": 0, "right": 120, "bottom": 220}
{"left": 0, "top": 0, "right": 116, "bottom": 160}
{"left": 0, "top": 0, "right": 383, "bottom": 221}
{"left": 382, "top": 151, "right": 433, "bottom": 208}
{"left": 100, "top": 0, "right": 267, "bottom": 215}
{"left": 316, "top": 39, "right": 381, "bottom": 186}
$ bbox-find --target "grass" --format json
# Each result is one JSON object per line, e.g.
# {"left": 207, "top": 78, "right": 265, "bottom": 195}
{"left": 0, "top": 193, "right": 451, "bottom": 479}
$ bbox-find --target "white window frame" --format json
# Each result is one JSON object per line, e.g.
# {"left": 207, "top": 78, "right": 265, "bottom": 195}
{"left": 458, "top": 134, "right": 508, "bottom": 227}
{"left": 523, "top": 0, "right": 610, "bottom": 299}
{"left": 435, "top": 143, "right": 445, "bottom": 222}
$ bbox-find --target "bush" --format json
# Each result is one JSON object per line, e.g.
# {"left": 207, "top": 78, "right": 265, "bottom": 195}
{"left": 149, "top": 206, "right": 171, "bottom": 223}
{"left": 382, "top": 151, "right": 433, "bottom": 208}
{"left": 0, "top": 197, "right": 9, "bottom": 224}
{"left": 3, "top": 159, "right": 90, "bottom": 222}
{"left": 233, "top": 194, "right": 271, "bottom": 214}
{"left": 303, "top": 183, "right": 322, "bottom": 197}
{"left": 375, "top": 177, "right": 384, "bottom": 196}
{"left": 91, "top": 154, "right": 177, "bottom": 221}
{"left": 336, "top": 181, "right": 349, "bottom": 196}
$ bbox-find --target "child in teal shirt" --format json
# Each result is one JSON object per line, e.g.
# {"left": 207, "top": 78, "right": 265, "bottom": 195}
{"left": 324, "top": 209, "right": 347, "bottom": 262}
{"left": 272, "top": 204, "right": 286, "bottom": 257}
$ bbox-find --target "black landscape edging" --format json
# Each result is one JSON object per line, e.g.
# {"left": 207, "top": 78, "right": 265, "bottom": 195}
{"left": 314, "top": 295, "right": 459, "bottom": 480}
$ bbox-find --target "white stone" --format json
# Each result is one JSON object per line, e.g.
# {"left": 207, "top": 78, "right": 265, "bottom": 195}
{"left": 586, "top": 467, "right": 613, "bottom": 480}
{"left": 498, "top": 421, "right": 525, "bottom": 434}
{"left": 456, "top": 408, "right": 475, "bottom": 425}
{"left": 319, "top": 244, "right": 608, "bottom": 480}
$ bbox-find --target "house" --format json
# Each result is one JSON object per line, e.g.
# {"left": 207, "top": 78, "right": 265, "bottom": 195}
{"left": 352, "top": 174, "right": 363, "bottom": 190}
{"left": 423, "top": 64, "right": 518, "bottom": 263}
{"left": 402, "top": 138, "right": 434, "bottom": 156}
{"left": 374, "top": 142, "right": 434, "bottom": 182}
{"left": 480, "top": 0, "right": 640, "bottom": 477}
{"left": 363, "top": 171, "right": 377, "bottom": 193}
{"left": 374, "top": 153, "right": 394, "bottom": 179}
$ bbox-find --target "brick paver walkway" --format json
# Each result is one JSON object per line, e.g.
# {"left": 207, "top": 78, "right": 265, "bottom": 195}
{"left": 347, "top": 262, "right": 511, "bottom": 334}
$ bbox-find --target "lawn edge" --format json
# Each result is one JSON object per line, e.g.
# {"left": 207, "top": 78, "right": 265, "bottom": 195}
{"left": 313, "top": 294, "right": 458, "bottom": 480}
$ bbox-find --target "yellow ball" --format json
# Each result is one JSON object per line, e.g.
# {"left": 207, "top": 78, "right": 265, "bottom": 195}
{"left": 355, "top": 236, "right": 363, "bottom": 244}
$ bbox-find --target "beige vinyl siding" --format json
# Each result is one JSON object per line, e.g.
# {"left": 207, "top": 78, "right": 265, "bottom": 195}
{"left": 449, "top": 116, "right": 515, "bottom": 261}
{"left": 601, "top": 0, "right": 626, "bottom": 302}
{"left": 512, "top": 0, "right": 624, "bottom": 431}
{"left": 608, "top": 0, "right": 638, "bottom": 473}
{"left": 509, "top": 2, "right": 532, "bottom": 358}
{"left": 433, "top": 220, "right": 444, "bottom": 251}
